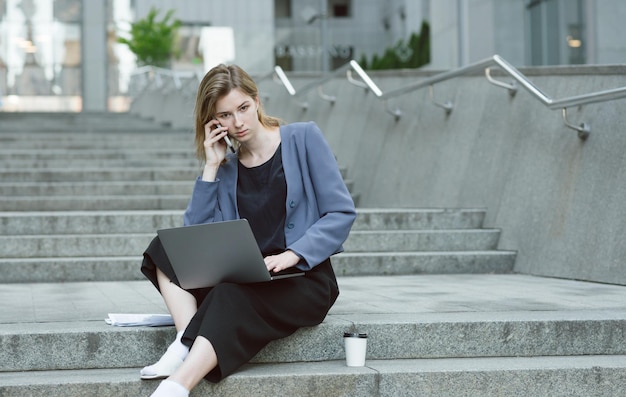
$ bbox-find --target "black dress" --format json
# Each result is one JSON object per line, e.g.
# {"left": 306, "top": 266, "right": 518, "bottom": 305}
{"left": 140, "top": 145, "right": 339, "bottom": 382}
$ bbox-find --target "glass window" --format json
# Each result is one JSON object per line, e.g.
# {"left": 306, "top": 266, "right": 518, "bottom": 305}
{"left": 275, "top": 0, "right": 291, "bottom": 18}
{"left": 564, "top": 0, "right": 585, "bottom": 64}
{"left": 526, "top": 0, "right": 585, "bottom": 65}
{"left": 0, "top": 0, "right": 82, "bottom": 111}
{"left": 329, "top": 0, "right": 351, "bottom": 18}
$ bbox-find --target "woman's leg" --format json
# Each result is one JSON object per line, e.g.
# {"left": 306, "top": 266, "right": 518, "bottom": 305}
{"left": 171, "top": 336, "right": 218, "bottom": 390}
{"left": 140, "top": 268, "right": 198, "bottom": 380}
{"left": 156, "top": 267, "right": 197, "bottom": 331}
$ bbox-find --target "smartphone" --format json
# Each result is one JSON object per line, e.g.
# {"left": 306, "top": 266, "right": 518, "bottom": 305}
{"left": 213, "top": 119, "right": 235, "bottom": 153}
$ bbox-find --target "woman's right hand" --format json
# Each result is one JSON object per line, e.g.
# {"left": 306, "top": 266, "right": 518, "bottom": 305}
{"left": 203, "top": 120, "right": 229, "bottom": 167}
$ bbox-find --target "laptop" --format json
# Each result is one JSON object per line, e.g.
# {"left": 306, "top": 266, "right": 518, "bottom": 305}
{"left": 157, "top": 219, "right": 305, "bottom": 289}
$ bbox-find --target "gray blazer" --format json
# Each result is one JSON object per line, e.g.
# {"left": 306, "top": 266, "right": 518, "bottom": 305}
{"left": 183, "top": 121, "right": 357, "bottom": 270}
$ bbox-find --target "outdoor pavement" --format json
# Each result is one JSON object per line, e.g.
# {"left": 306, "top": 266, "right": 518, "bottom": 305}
{"left": 2, "top": 273, "right": 625, "bottom": 325}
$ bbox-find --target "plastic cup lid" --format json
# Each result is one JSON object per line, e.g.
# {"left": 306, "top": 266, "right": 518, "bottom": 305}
{"left": 343, "top": 332, "right": 368, "bottom": 338}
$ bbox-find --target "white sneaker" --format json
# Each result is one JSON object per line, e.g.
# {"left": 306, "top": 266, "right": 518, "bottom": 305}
{"left": 140, "top": 349, "right": 184, "bottom": 380}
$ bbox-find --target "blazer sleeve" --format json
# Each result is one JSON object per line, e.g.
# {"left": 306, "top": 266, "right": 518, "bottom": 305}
{"left": 183, "top": 153, "right": 240, "bottom": 225}
{"left": 183, "top": 177, "right": 221, "bottom": 226}
{"left": 286, "top": 122, "right": 357, "bottom": 269}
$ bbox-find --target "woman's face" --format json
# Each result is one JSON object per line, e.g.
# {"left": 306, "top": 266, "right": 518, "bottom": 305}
{"left": 214, "top": 88, "right": 259, "bottom": 143}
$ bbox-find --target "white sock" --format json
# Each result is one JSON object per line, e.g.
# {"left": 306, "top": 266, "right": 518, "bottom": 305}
{"left": 140, "top": 331, "right": 189, "bottom": 379}
{"left": 150, "top": 379, "right": 189, "bottom": 397}
{"left": 167, "top": 330, "right": 189, "bottom": 361}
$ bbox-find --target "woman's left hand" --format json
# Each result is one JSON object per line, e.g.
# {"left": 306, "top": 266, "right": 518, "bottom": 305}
{"left": 264, "top": 250, "right": 300, "bottom": 273}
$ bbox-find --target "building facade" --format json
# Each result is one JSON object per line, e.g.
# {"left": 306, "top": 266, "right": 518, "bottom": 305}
{"left": 0, "top": 0, "right": 624, "bottom": 111}
{"left": 429, "top": 0, "right": 626, "bottom": 69}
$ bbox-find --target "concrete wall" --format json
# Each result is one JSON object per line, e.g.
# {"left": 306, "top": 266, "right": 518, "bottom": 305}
{"left": 255, "top": 65, "right": 626, "bottom": 285}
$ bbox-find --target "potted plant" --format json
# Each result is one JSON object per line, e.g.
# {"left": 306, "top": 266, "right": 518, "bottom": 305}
{"left": 117, "top": 7, "right": 182, "bottom": 68}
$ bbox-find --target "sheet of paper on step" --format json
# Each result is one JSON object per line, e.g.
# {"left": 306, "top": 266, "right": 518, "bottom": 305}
{"left": 105, "top": 313, "right": 174, "bottom": 327}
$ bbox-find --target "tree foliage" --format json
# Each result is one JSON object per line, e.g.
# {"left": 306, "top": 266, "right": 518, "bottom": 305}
{"left": 359, "top": 21, "right": 430, "bottom": 70}
{"left": 117, "top": 7, "right": 182, "bottom": 68}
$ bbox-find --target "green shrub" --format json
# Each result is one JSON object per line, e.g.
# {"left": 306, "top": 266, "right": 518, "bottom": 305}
{"left": 117, "top": 7, "right": 182, "bottom": 68}
{"left": 360, "top": 21, "right": 430, "bottom": 70}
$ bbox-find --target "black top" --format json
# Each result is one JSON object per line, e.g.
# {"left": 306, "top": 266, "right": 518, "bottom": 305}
{"left": 237, "top": 144, "right": 287, "bottom": 256}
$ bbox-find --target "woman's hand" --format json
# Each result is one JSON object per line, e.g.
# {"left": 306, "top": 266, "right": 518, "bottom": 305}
{"left": 264, "top": 250, "right": 301, "bottom": 273}
{"left": 203, "top": 120, "right": 229, "bottom": 167}
{"left": 201, "top": 120, "right": 229, "bottom": 181}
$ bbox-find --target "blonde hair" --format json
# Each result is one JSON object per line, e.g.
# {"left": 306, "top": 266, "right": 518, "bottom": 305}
{"left": 193, "top": 64, "right": 282, "bottom": 161}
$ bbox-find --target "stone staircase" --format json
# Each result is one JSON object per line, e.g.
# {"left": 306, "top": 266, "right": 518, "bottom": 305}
{"left": 0, "top": 112, "right": 624, "bottom": 396}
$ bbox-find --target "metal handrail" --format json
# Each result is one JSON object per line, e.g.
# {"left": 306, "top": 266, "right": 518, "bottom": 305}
{"left": 380, "top": 54, "right": 626, "bottom": 139}
{"left": 272, "top": 64, "right": 350, "bottom": 111}
{"left": 271, "top": 61, "right": 400, "bottom": 116}
{"left": 270, "top": 55, "right": 626, "bottom": 139}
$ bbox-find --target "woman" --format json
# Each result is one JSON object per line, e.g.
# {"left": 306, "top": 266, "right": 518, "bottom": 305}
{"left": 139, "top": 64, "right": 356, "bottom": 397}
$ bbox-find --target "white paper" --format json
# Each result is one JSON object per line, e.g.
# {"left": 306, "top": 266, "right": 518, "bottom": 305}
{"left": 105, "top": 313, "right": 174, "bottom": 327}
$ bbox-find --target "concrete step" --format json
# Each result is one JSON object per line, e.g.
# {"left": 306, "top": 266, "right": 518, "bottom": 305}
{"left": 343, "top": 229, "right": 501, "bottom": 252}
{"left": 0, "top": 167, "right": 199, "bottom": 182}
{"left": 0, "top": 256, "right": 143, "bottom": 282}
{"left": 0, "top": 181, "right": 195, "bottom": 197}
{"left": 0, "top": 356, "right": 624, "bottom": 397}
{"left": 0, "top": 251, "right": 516, "bottom": 283}
{"left": 351, "top": 208, "right": 485, "bottom": 230}
{"left": 6, "top": 310, "right": 620, "bottom": 372}
{"left": 0, "top": 229, "right": 501, "bottom": 258}
{"left": 0, "top": 129, "right": 190, "bottom": 139}
{"left": 0, "top": 178, "right": 354, "bottom": 198}
{"left": 0, "top": 148, "right": 193, "bottom": 161}
{"left": 0, "top": 166, "right": 351, "bottom": 184}
{"left": 0, "top": 211, "right": 185, "bottom": 236}
{"left": 0, "top": 209, "right": 486, "bottom": 235}
{"left": 333, "top": 250, "right": 515, "bottom": 276}
{"left": 0, "top": 112, "right": 183, "bottom": 133}
{"left": 0, "top": 123, "right": 183, "bottom": 134}
{"left": 0, "top": 195, "right": 191, "bottom": 211}
{"left": 0, "top": 274, "right": 624, "bottom": 372}
{"left": 0, "top": 135, "right": 191, "bottom": 149}
{"left": 0, "top": 123, "right": 179, "bottom": 133}
{"left": 0, "top": 233, "right": 154, "bottom": 257}
{"left": 0, "top": 185, "right": 356, "bottom": 211}
{"left": 0, "top": 158, "right": 200, "bottom": 169}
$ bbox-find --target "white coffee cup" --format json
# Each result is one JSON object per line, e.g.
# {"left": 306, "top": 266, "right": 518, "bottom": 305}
{"left": 343, "top": 332, "right": 368, "bottom": 366}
